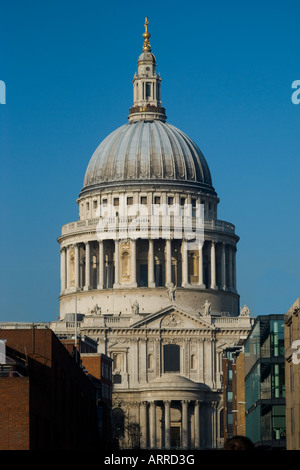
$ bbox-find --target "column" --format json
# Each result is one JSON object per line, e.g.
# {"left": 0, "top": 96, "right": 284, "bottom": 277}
{"left": 181, "top": 400, "right": 189, "bottom": 449}
{"left": 60, "top": 247, "right": 66, "bottom": 293}
{"left": 149, "top": 401, "right": 156, "bottom": 449}
{"left": 140, "top": 402, "right": 148, "bottom": 449}
{"left": 113, "top": 239, "right": 120, "bottom": 287}
{"left": 131, "top": 239, "right": 137, "bottom": 287}
{"left": 164, "top": 401, "right": 171, "bottom": 449}
{"left": 210, "top": 241, "right": 217, "bottom": 290}
{"left": 228, "top": 245, "right": 233, "bottom": 291}
{"left": 66, "top": 245, "right": 70, "bottom": 290}
{"left": 74, "top": 243, "right": 80, "bottom": 290}
{"left": 97, "top": 240, "right": 104, "bottom": 289}
{"left": 165, "top": 239, "right": 172, "bottom": 286}
{"left": 232, "top": 246, "right": 236, "bottom": 292}
{"left": 221, "top": 242, "right": 227, "bottom": 291}
{"left": 198, "top": 242, "right": 205, "bottom": 288}
{"left": 181, "top": 240, "right": 189, "bottom": 287}
{"left": 148, "top": 239, "right": 155, "bottom": 287}
{"left": 194, "top": 401, "right": 201, "bottom": 449}
{"left": 84, "top": 241, "right": 91, "bottom": 290}
{"left": 211, "top": 401, "right": 218, "bottom": 449}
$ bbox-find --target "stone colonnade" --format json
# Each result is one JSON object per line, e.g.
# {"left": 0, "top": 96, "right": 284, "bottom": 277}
{"left": 60, "top": 238, "right": 236, "bottom": 294}
{"left": 124, "top": 399, "right": 219, "bottom": 450}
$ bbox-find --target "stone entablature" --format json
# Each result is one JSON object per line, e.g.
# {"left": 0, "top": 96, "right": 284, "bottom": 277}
{"left": 60, "top": 217, "right": 236, "bottom": 238}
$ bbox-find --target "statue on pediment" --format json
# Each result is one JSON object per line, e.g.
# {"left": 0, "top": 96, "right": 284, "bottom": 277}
{"left": 91, "top": 304, "right": 101, "bottom": 315}
{"left": 240, "top": 304, "right": 250, "bottom": 316}
{"left": 167, "top": 283, "right": 176, "bottom": 302}
{"left": 131, "top": 300, "right": 139, "bottom": 315}
{"left": 203, "top": 300, "right": 211, "bottom": 316}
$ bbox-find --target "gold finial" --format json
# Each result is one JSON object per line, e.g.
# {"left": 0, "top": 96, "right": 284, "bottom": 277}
{"left": 142, "top": 17, "right": 151, "bottom": 52}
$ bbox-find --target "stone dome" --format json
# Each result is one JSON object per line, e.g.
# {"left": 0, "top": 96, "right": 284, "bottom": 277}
{"left": 149, "top": 374, "right": 209, "bottom": 392}
{"left": 82, "top": 120, "right": 215, "bottom": 195}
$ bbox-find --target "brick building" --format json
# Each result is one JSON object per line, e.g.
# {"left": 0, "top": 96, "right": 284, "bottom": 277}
{"left": 222, "top": 347, "right": 246, "bottom": 441}
{"left": 0, "top": 327, "right": 101, "bottom": 450}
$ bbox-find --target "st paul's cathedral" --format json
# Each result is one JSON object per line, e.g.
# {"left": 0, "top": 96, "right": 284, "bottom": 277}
{"left": 50, "top": 18, "right": 253, "bottom": 450}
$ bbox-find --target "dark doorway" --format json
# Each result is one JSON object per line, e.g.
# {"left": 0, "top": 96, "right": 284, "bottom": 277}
{"left": 170, "top": 426, "right": 180, "bottom": 448}
{"left": 139, "top": 264, "right": 148, "bottom": 287}
{"left": 155, "top": 264, "right": 163, "bottom": 286}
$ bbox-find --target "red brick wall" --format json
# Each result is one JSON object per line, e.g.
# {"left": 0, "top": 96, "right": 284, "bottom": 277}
{"left": 81, "top": 354, "right": 102, "bottom": 379}
{"left": 0, "top": 328, "right": 100, "bottom": 450}
{"left": 0, "top": 377, "right": 30, "bottom": 450}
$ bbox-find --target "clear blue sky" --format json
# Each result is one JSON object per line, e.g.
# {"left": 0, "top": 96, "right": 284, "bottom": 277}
{"left": 0, "top": 0, "right": 299, "bottom": 323}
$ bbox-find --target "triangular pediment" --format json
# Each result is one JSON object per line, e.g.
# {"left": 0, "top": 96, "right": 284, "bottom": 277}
{"left": 131, "top": 305, "right": 215, "bottom": 330}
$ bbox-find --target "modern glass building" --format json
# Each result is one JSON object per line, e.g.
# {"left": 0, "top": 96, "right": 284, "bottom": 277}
{"left": 244, "top": 315, "right": 286, "bottom": 449}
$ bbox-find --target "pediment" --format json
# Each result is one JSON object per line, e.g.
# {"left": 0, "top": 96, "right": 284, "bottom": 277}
{"left": 131, "top": 305, "right": 215, "bottom": 330}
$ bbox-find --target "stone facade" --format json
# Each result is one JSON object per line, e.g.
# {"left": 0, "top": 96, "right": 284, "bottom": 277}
{"left": 284, "top": 297, "right": 300, "bottom": 450}
{"left": 51, "top": 18, "right": 253, "bottom": 449}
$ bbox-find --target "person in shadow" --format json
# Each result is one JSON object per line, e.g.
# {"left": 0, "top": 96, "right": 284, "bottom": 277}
{"left": 223, "top": 435, "right": 255, "bottom": 450}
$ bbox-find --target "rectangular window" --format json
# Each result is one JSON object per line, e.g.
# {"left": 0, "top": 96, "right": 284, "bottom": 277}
{"left": 164, "top": 344, "right": 180, "bottom": 373}
{"left": 141, "top": 196, "right": 147, "bottom": 205}
{"left": 154, "top": 196, "right": 161, "bottom": 204}
{"left": 113, "top": 374, "right": 122, "bottom": 384}
{"left": 146, "top": 82, "right": 151, "bottom": 98}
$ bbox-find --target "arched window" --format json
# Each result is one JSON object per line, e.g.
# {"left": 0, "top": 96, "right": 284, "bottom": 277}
{"left": 164, "top": 344, "right": 180, "bottom": 373}
{"left": 191, "top": 354, "right": 197, "bottom": 370}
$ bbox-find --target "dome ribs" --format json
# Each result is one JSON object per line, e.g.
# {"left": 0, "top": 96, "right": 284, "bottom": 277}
{"left": 123, "top": 122, "right": 140, "bottom": 180}
{"left": 82, "top": 121, "right": 215, "bottom": 194}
